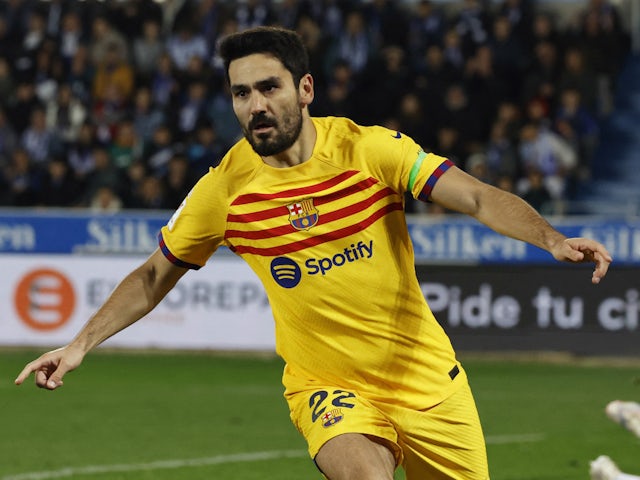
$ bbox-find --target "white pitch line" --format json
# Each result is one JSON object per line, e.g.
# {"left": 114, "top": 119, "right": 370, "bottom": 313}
{"left": 2, "top": 434, "right": 545, "bottom": 480}
{"left": 1, "top": 450, "right": 308, "bottom": 480}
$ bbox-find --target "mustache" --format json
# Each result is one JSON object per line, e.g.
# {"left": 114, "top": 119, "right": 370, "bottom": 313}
{"left": 249, "top": 113, "right": 277, "bottom": 130}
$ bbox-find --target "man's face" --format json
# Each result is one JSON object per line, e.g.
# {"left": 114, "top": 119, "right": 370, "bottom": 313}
{"left": 228, "top": 53, "right": 303, "bottom": 157}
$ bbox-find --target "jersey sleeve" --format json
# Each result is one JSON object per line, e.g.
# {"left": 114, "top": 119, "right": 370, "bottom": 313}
{"left": 158, "top": 169, "right": 228, "bottom": 269}
{"left": 362, "top": 126, "right": 455, "bottom": 203}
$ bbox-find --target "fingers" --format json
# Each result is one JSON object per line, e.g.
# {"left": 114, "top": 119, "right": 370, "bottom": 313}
{"left": 563, "top": 238, "right": 612, "bottom": 284}
{"left": 570, "top": 238, "right": 612, "bottom": 263}
{"left": 15, "top": 355, "right": 66, "bottom": 390}
{"left": 591, "top": 250, "right": 611, "bottom": 285}
{"left": 14, "top": 360, "right": 41, "bottom": 386}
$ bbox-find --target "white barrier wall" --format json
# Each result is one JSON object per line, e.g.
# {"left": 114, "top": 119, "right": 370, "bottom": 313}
{"left": 0, "top": 255, "right": 276, "bottom": 350}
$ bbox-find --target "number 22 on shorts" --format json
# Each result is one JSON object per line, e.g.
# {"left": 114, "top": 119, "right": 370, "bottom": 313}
{"left": 309, "top": 389, "right": 356, "bottom": 426}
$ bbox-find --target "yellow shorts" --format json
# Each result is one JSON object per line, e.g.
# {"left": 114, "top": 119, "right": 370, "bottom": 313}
{"left": 286, "top": 380, "right": 489, "bottom": 480}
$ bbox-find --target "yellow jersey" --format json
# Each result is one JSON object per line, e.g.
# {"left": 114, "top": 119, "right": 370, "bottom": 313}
{"left": 160, "top": 116, "right": 465, "bottom": 408}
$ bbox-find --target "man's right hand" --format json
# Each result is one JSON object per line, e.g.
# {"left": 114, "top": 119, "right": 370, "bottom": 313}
{"left": 14, "top": 345, "right": 85, "bottom": 390}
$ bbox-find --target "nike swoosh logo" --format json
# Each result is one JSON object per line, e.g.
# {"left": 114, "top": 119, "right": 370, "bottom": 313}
{"left": 392, "top": 131, "right": 402, "bottom": 139}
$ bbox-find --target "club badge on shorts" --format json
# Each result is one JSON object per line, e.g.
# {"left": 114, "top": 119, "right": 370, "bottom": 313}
{"left": 321, "top": 408, "right": 344, "bottom": 428}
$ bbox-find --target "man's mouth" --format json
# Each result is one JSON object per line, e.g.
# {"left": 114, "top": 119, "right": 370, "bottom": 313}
{"left": 252, "top": 123, "right": 274, "bottom": 134}
{"left": 250, "top": 116, "right": 276, "bottom": 134}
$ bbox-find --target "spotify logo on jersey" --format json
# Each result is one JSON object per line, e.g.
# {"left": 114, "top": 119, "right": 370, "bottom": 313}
{"left": 270, "top": 257, "right": 302, "bottom": 288}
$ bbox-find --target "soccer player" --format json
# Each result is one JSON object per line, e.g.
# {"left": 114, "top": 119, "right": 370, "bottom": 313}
{"left": 15, "top": 27, "right": 612, "bottom": 480}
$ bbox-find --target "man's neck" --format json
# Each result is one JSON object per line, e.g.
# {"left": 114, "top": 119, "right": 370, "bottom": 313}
{"left": 262, "top": 117, "right": 317, "bottom": 168}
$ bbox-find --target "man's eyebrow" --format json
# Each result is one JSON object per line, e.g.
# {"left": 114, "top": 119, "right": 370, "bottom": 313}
{"left": 230, "top": 76, "right": 282, "bottom": 93}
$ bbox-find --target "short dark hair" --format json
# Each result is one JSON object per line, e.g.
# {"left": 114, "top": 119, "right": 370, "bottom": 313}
{"left": 219, "top": 26, "right": 310, "bottom": 86}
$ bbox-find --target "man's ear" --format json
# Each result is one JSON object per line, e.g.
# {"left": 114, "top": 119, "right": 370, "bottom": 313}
{"left": 299, "top": 73, "right": 314, "bottom": 107}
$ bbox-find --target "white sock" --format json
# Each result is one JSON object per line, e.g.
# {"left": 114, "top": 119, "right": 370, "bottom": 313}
{"left": 617, "top": 473, "right": 640, "bottom": 480}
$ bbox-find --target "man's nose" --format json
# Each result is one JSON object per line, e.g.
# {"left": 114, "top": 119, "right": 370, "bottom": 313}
{"left": 250, "top": 93, "right": 267, "bottom": 114}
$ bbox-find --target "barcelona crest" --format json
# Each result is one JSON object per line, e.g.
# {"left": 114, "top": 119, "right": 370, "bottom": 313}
{"left": 321, "top": 409, "right": 344, "bottom": 428}
{"left": 287, "top": 198, "right": 319, "bottom": 231}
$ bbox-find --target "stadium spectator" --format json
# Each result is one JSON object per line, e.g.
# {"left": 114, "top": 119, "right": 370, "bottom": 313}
{"left": 108, "top": 0, "right": 163, "bottom": 42}
{"left": 121, "top": 160, "right": 148, "bottom": 208}
{"left": 437, "top": 83, "right": 484, "bottom": 155}
{"left": 45, "top": 83, "right": 88, "bottom": 145}
{"left": 32, "top": 45, "right": 64, "bottom": 104}
{"left": 519, "top": 166, "right": 554, "bottom": 213}
{"left": 487, "top": 15, "right": 527, "bottom": 101}
{"left": 1, "top": 147, "right": 41, "bottom": 206}
{"left": 81, "top": 146, "right": 122, "bottom": 207}
{"left": 554, "top": 86, "right": 599, "bottom": 180}
{"left": 56, "top": 10, "right": 85, "bottom": 68}
{"left": 88, "top": 15, "right": 128, "bottom": 67}
{"left": 66, "top": 46, "right": 94, "bottom": 104}
{"left": 21, "top": 106, "right": 62, "bottom": 166}
{"left": 144, "top": 123, "right": 178, "bottom": 177}
{"left": 312, "top": 59, "right": 357, "bottom": 119}
{"left": 465, "top": 152, "right": 491, "bottom": 183}
{"left": 130, "top": 174, "right": 166, "bottom": 209}
{"left": 517, "top": 121, "right": 577, "bottom": 200}
{"left": 163, "top": 154, "right": 196, "bottom": 209}
{"left": 327, "top": 10, "right": 372, "bottom": 76}
{"left": 463, "top": 45, "right": 507, "bottom": 136}
{"left": 174, "top": 80, "right": 210, "bottom": 142}
{"left": 0, "top": 106, "right": 18, "bottom": 167}
{"left": 272, "top": 0, "right": 302, "bottom": 31}
{"left": 496, "top": 0, "right": 534, "bottom": 47}
{"left": 453, "top": 0, "right": 491, "bottom": 57}
{"left": 89, "top": 184, "right": 123, "bottom": 213}
{"left": 407, "top": 0, "right": 446, "bottom": 63}
{"left": 558, "top": 47, "right": 599, "bottom": 114}
{"left": 6, "top": 81, "right": 42, "bottom": 135}
{"left": 0, "top": 17, "right": 18, "bottom": 62}
{"left": 131, "top": 86, "right": 166, "bottom": 145}
{"left": 16, "top": 11, "right": 47, "bottom": 74}
{"left": 357, "top": 45, "right": 411, "bottom": 124}
{"left": 67, "top": 121, "right": 99, "bottom": 186}
{"left": 484, "top": 120, "right": 519, "bottom": 181}
{"left": 296, "top": 14, "right": 328, "bottom": 90}
{"left": 132, "top": 19, "right": 165, "bottom": 83}
{"left": 165, "top": 22, "right": 209, "bottom": 72}
{"left": 185, "top": 120, "right": 227, "bottom": 177}
{"left": 521, "top": 40, "right": 560, "bottom": 110}
{"left": 207, "top": 81, "right": 242, "bottom": 146}
{"left": 149, "top": 51, "right": 180, "bottom": 111}
{"left": 394, "top": 92, "right": 431, "bottom": 149}
{"left": 434, "top": 125, "right": 465, "bottom": 167}
{"left": 0, "top": 57, "right": 15, "bottom": 105}
{"left": 442, "top": 27, "right": 466, "bottom": 74}
{"left": 109, "top": 118, "right": 142, "bottom": 170}
{"left": 92, "top": 41, "right": 135, "bottom": 105}
{"left": 362, "top": 0, "right": 409, "bottom": 50}
{"left": 38, "top": 156, "right": 80, "bottom": 207}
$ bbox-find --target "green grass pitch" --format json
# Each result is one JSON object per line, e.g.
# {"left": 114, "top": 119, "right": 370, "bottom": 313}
{"left": 1, "top": 349, "right": 639, "bottom": 480}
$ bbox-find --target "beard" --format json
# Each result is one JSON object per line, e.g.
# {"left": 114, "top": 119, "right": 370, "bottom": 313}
{"left": 243, "top": 104, "right": 303, "bottom": 157}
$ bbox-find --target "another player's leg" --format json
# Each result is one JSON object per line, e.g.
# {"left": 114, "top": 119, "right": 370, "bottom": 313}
{"left": 590, "top": 455, "right": 640, "bottom": 480}
{"left": 315, "top": 433, "right": 396, "bottom": 480}
{"left": 605, "top": 400, "right": 640, "bottom": 437}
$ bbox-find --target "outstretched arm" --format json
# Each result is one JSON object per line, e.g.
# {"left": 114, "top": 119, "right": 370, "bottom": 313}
{"left": 430, "top": 167, "right": 612, "bottom": 284}
{"left": 14, "top": 248, "right": 188, "bottom": 389}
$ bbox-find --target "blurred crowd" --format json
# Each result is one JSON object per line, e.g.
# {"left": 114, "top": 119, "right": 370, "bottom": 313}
{"left": 0, "top": 0, "right": 630, "bottom": 214}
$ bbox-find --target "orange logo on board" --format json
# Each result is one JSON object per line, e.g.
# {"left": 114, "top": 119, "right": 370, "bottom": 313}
{"left": 14, "top": 268, "right": 76, "bottom": 331}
